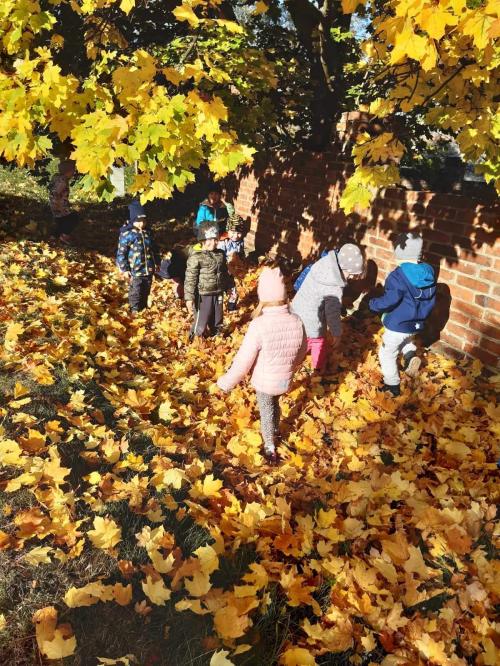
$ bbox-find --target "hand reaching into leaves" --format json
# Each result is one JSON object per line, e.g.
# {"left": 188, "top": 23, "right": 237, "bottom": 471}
{"left": 186, "top": 300, "right": 194, "bottom": 315}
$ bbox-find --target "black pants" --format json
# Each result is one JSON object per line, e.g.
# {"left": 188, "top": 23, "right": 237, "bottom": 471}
{"left": 192, "top": 293, "right": 223, "bottom": 337}
{"left": 54, "top": 212, "right": 80, "bottom": 236}
{"left": 129, "top": 276, "right": 153, "bottom": 312}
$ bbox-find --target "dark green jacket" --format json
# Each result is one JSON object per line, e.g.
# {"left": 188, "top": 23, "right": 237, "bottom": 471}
{"left": 184, "top": 246, "right": 231, "bottom": 302}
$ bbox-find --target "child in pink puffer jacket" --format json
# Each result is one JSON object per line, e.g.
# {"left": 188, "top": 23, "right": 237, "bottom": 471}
{"left": 217, "top": 267, "right": 306, "bottom": 464}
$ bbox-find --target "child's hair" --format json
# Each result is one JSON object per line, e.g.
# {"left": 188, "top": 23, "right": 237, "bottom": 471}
{"left": 252, "top": 299, "right": 288, "bottom": 319}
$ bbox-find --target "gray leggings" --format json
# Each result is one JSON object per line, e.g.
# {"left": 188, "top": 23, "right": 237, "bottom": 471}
{"left": 256, "top": 392, "right": 280, "bottom": 453}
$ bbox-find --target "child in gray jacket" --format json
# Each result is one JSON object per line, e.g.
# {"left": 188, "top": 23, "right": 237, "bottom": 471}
{"left": 291, "top": 244, "right": 365, "bottom": 372}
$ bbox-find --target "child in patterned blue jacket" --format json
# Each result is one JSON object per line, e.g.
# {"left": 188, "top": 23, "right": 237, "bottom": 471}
{"left": 116, "top": 201, "right": 161, "bottom": 313}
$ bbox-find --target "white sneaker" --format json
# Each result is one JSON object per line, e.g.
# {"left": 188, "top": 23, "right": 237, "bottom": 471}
{"left": 405, "top": 355, "right": 421, "bottom": 378}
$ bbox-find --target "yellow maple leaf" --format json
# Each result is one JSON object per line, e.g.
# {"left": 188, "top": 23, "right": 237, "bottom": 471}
{"left": 31, "top": 364, "right": 54, "bottom": 385}
{"left": 33, "top": 606, "right": 76, "bottom": 659}
{"left": 3, "top": 321, "right": 24, "bottom": 348}
{"left": 253, "top": 1, "right": 269, "bottom": 15}
{"left": 403, "top": 545, "right": 431, "bottom": 579}
{"left": 0, "top": 439, "right": 24, "bottom": 466}
{"left": 213, "top": 604, "right": 251, "bottom": 640}
{"left": 415, "top": 634, "right": 449, "bottom": 665}
{"left": 23, "top": 546, "right": 53, "bottom": 566}
{"left": 390, "top": 21, "right": 429, "bottom": 64}
{"left": 210, "top": 650, "right": 235, "bottom": 666}
{"left": 185, "top": 570, "right": 212, "bottom": 597}
{"left": 163, "top": 467, "right": 188, "bottom": 489}
{"left": 112, "top": 583, "right": 133, "bottom": 606}
{"left": 142, "top": 575, "right": 171, "bottom": 605}
{"left": 190, "top": 474, "right": 223, "bottom": 499}
{"left": 417, "top": 6, "right": 458, "bottom": 40}
{"left": 193, "top": 544, "right": 219, "bottom": 575}
{"left": 462, "top": 11, "right": 495, "bottom": 50}
{"left": 120, "top": 0, "right": 135, "bottom": 14}
{"left": 64, "top": 582, "right": 114, "bottom": 608}
{"left": 41, "top": 628, "right": 77, "bottom": 659}
{"left": 280, "top": 647, "right": 317, "bottom": 666}
{"left": 172, "top": 4, "right": 200, "bottom": 27}
{"left": 88, "top": 516, "right": 122, "bottom": 550}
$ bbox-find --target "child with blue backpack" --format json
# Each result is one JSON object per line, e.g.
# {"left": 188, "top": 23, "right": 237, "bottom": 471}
{"left": 369, "top": 232, "right": 436, "bottom": 396}
{"left": 291, "top": 244, "right": 365, "bottom": 373}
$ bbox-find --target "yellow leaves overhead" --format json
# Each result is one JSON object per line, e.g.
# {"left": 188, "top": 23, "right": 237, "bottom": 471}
{"left": 172, "top": 3, "right": 201, "bottom": 28}
{"left": 390, "top": 21, "right": 428, "bottom": 64}
{"left": 340, "top": 0, "right": 500, "bottom": 211}
{"left": 0, "top": 0, "right": 261, "bottom": 200}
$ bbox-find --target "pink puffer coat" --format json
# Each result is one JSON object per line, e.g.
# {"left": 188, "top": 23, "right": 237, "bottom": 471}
{"left": 217, "top": 305, "right": 306, "bottom": 396}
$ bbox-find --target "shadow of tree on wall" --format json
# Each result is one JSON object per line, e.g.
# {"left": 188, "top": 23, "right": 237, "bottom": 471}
{"left": 224, "top": 147, "right": 499, "bottom": 366}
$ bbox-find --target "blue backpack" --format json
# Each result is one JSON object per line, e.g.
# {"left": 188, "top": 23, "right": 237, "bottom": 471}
{"left": 293, "top": 250, "right": 329, "bottom": 291}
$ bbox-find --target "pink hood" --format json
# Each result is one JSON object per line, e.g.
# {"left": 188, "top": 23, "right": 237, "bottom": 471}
{"left": 217, "top": 305, "right": 306, "bottom": 396}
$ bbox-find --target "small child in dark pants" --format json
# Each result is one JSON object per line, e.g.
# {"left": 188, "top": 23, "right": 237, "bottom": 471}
{"left": 49, "top": 159, "right": 79, "bottom": 245}
{"left": 156, "top": 247, "right": 188, "bottom": 299}
{"left": 116, "top": 201, "right": 160, "bottom": 313}
{"left": 184, "top": 221, "right": 231, "bottom": 339}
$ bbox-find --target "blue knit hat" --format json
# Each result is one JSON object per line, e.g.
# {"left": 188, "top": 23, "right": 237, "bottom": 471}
{"left": 128, "top": 200, "right": 146, "bottom": 223}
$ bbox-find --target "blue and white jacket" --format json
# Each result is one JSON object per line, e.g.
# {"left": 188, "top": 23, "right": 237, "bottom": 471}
{"left": 218, "top": 237, "right": 245, "bottom": 260}
{"left": 116, "top": 222, "right": 160, "bottom": 278}
{"left": 369, "top": 262, "right": 437, "bottom": 334}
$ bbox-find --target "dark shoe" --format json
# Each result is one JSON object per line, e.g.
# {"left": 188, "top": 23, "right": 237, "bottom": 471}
{"left": 264, "top": 450, "right": 279, "bottom": 465}
{"left": 403, "top": 351, "right": 421, "bottom": 378}
{"left": 227, "top": 302, "right": 238, "bottom": 312}
{"left": 379, "top": 383, "right": 401, "bottom": 397}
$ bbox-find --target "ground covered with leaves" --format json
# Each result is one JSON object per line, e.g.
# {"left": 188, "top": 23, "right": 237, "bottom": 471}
{"left": 0, "top": 194, "right": 499, "bottom": 666}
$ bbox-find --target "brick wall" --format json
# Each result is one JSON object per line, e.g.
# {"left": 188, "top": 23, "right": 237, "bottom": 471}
{"left": 226, "top": 150, "right": 500, "bottom": 368}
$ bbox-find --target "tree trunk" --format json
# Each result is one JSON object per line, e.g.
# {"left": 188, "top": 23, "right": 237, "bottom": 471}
{"left": 285, "top": 0, "right": 351, "bottom": 150}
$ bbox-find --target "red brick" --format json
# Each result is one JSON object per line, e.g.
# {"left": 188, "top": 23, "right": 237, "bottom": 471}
{"left": 435, "top": 219, "right": 466, "bottom": 236}
{"left": 451, "top": 285, "right": 476, "bottom": 303}
{"left": 470, "top": 348, "right": 498, "bottom": 368}
{"left": 457, "top": 248, "right": 492, "bottom": 266}
{"left": 438, "top": 268, "right": 456, "bottom": 283}
{"left": 479, "top": 268, "right": 500, "bottom": 283}
{"left": 449, "top": 310, "right": 471, "bottom": 327}
{"left": 456, "top": 275, "right": 490, "bottom": 293}
{"left": 454, "top": 261, "right": 478, "bottom": 277}
{"left": 484, "top": 311, "right": 500, "bottom": 327}
{"left": 426, "top": 206, "right": 457, "bottom": 221}
{"left": 375, "top": 247, "right": 395, "bottom": 268}
{"left": 441, "top": 331, "right": 466, "bottom": 351}
{"left": 426, "top": 229, "right": 453, "bottom": 244}
{"left": 446, "top": 322, "right": 480, "bottom": 344}
{"left": 475, "top": 294, "right": 500, "bottom": 310}
{"left": 481, "top": 325, "right": 500, "bottom": 342}
{"left": 481, "top": 338, "right": 500, "bottom": 357}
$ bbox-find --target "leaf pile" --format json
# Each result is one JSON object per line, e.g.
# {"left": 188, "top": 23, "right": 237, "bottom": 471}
{"left": 0, "top": 228, "right": 499, "bottom": 665}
